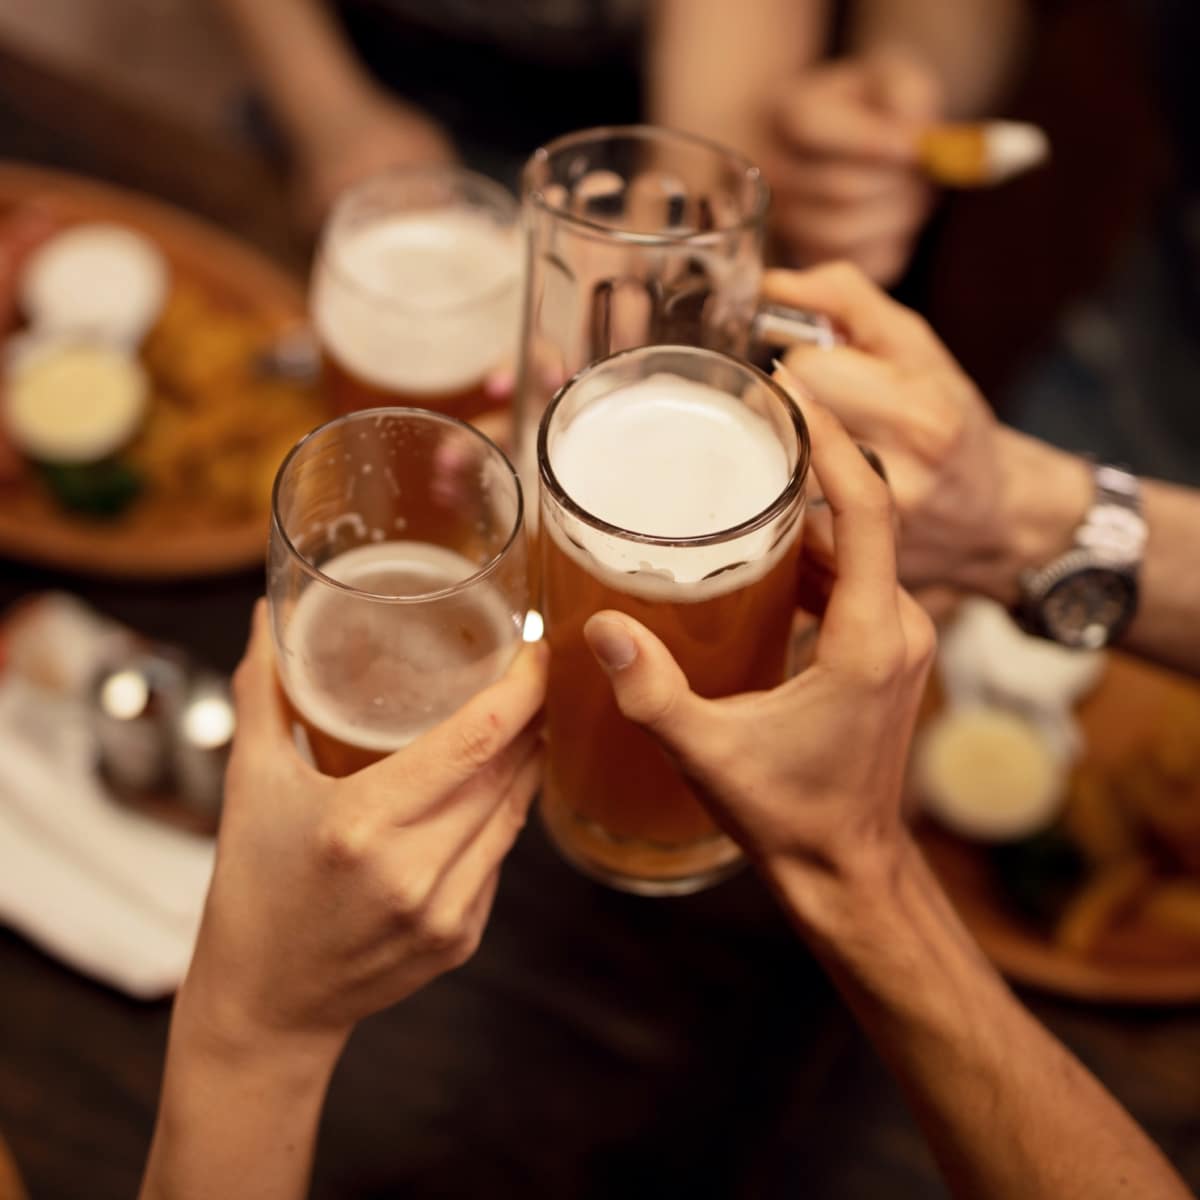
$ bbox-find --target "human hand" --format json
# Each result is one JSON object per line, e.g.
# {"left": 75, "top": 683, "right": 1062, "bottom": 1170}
{"left": 295, "top": 91, "right": 456, "bottom": 230}
{"left": 581, "top": 394, "right": 935, "bottom": 910}
{"left": 179, "top": 601, "right": 546, "bottom": 1053}
{"left": 765, "top": 263, "right": 1092, "bottom": 602}
{"left": 765, "top": 50, "right": 941, "bottom": 285}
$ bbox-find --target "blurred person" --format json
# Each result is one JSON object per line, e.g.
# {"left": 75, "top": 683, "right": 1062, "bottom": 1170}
{"left": 213, "top": 0, "right": 1026, "bottom": 261}
{"left": 771, "top": 261, "right": 1200, "bottom": 676}
{"left": 209, "top": 0, "right": 646, "bottom": 226}
{"left": 652, "top": 0, "right": 1031, "bottom": 283}
{"left": 138, "top": 408, "right": 1191, "bottom": 1200}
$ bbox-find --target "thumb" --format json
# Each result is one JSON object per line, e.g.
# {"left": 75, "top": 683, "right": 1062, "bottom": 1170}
{"left": 865, "top": 49, "right": 943, "bottom": 123}
{"left": 583, "top": 611, "right": 712, "bottom": 752}
{"left": 230, "top": 598, "right": 292, "bottom": 750}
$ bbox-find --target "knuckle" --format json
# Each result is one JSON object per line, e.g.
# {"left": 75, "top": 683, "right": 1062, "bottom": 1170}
{"left": 903, "top": 393, "right": 965, "bottom": 462}
{"left": 418, "top": 907, "right": 470, "bottom": 959}
{"left": 849, "top": 633, "right": 907, "bottom": 690}
{"left": 454, "top": 714, "right": 504, "bottom": 772}
{"left": 825, "top": 259, "right": 871, "bottom": 293}
{"left": 910, "top": 617, "right": 938, "bottom": 670}
{"left": 316, "top": 815, "right": 372, "bottom": 869}
{"left": 631, "top": 683, "right": 680, "bottom": 733}
{"left": 387, "top": 867, "right": 436, "bottom": 924}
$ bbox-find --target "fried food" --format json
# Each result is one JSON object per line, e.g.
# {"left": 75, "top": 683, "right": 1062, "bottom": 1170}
{"left": 128, "top": 284, "right": 324, "bottom": 523}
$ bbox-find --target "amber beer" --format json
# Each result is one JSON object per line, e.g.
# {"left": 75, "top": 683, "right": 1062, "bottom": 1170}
{"left": 269, "top": 407, "right": 529, "bottom": 779}
{"left": 538, "top": 348, "right": 809, "bottom": 895}
{"left": 280, "top": 541, "right": 522, "bottom": 776}
{"left": 310, "top": 169, "right": 520, "bottom": 421}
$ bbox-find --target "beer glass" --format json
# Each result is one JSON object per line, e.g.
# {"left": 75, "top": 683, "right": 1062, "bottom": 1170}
{"left": 514, "top": 125, "right": 831, "bottom": 485}
{"left": 311, "top": 166, "right": 521, "bottom": 422}
{"left": 269, "top": 408, "right": 527, "bottom": 776}
{"left": 538, "top": 345, "right": 810, "bottom": 895}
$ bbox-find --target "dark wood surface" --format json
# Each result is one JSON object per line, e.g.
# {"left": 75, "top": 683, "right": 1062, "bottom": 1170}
{"left": 0, "top": 35, "right": 1198, "bottom": 1200}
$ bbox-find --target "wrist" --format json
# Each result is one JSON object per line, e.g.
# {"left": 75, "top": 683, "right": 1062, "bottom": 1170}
{"left": 765, "top": 826, "right": 917, "bottom": 947}
{"left": 956, "top": 428, "right": 1092, "bottom": 606}
{"left": 172, "top": 961, "right": 348, "bottom": 1085}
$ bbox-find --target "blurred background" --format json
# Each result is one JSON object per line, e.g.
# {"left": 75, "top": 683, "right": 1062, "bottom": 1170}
{"left": 0, "top": 2, "right": 1198, "bottom": 1199}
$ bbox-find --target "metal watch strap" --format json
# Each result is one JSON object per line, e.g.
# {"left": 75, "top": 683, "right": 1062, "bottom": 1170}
{"left": 1074, "top": 463, "right": 1146, "bottom": 565}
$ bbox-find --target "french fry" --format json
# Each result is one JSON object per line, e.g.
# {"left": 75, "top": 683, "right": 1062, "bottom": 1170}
{"left": 1054, "top": 858, "right": 1152, "bottom": 957}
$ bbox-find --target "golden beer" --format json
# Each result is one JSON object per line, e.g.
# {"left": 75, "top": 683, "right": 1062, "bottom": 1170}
{"left": 280, "top": 541, "right": 522, "bottom": 777}
{"left": 310, "top": 168, "right": 520, "bottom": 422}
{"left": 269, "top": 408, "right": 529, "bottom": 778}
{"left": 537, "top": 347, "right": 809, "bottom": 894}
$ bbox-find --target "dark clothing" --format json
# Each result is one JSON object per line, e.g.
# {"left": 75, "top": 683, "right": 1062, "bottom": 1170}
{"left": 334, "top": 0, "right": 643, "bottom": 187}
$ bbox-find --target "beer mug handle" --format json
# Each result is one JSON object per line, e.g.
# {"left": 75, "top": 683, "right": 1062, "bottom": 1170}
{"left": 752, "top": 303, "right": 838, "bottom": 350}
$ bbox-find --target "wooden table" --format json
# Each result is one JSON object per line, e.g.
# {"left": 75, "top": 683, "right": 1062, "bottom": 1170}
{"left": 0, "top": 40, "right": 1198, "bottom": 1200}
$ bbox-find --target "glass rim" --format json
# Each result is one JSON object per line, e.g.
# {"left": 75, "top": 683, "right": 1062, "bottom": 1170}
{"left": 537, "top": 345, "right": 809, "bottom": 549}
{"left": 271, "top": 406, "right": 525, "bottom": 605}
{"left": 522, "top": 124, "right": 770, "bottom": 246}
{"left": 316, "top": 164, "right": 521, "bottom": 317}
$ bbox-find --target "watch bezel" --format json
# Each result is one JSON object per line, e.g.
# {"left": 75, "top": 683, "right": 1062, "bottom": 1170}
{"left": 1022, "top": 548, "right": 1139, "bottom": 648}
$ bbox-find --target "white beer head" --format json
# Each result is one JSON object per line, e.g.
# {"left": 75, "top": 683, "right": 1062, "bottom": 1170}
{"left": 313, "top": 210, "right": 520, "bottom": 397}
{"left": 543, "top": 371, "right": 805, "bottom": 601}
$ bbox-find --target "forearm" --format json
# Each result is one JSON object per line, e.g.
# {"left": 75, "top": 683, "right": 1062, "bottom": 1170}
{"left": 140, "top": 982, "right": 345, "bottom": 1200}
{"left": 958, "top": 429, "right": 1200, "bottom": 676}
{"left": 210, "top": 0, "right": 381, "bottom": 157}
{"left": 647, "top": 0, "right": 829, "bottom": 162}
{"left": 849, "top": 0, "right": 1032, "bottom": 117}
{"left": 772, "top": 836, "right": 1189, "bottom": 1200}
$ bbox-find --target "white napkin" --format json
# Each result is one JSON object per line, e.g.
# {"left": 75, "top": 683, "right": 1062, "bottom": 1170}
{"left": 0, "top": 665, "right": 214, "bottom": 1000}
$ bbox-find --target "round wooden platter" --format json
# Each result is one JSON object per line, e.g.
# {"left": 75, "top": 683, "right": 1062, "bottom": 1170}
{"left": 919, "top": 652, "right": 1200, "bottom": 1005}
{"left": 0, "top": 162, "right": 318, "bottom": 578}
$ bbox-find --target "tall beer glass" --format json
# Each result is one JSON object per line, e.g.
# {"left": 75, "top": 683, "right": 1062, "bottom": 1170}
{"left": 312, "top": 166, "right": 521, "bottom": 422}
{"left": 538, "top": 345, "right": 810, "bottom": 894}
{"left": 515, "top": 125, "right": 831, "bottom": 489}
{"left": 269, "top": 408, "right": 527, "bottom": 776}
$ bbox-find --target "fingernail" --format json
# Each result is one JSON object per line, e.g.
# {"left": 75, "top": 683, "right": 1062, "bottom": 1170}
{"left": 584, "top": 614, "right": 637, "bottom": 672}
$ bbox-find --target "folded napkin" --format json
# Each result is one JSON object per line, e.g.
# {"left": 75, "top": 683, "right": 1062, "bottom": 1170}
{"left": 0, "top": 597, "right": 214, "bottom": 999}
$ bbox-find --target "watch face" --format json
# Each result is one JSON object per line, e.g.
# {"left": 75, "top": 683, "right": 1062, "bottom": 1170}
{"left": 1042, "top": 568, "right": 1136, "bottom": 648}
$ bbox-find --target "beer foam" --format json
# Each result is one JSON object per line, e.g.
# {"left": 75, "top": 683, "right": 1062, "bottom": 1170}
{"left": 545, "top": 373, "right": 803, "bottom": 600}
{"left": 313, "top": 211, "right": 519, "bottom": 396}
{"left": 281, "top": 540, "right": 521, "bottom": 754}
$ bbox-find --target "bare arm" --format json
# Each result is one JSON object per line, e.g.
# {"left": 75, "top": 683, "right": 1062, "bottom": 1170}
{"left": 210, "top": 0, "right": 381, "bottom": 162}
{"left": 140, "top": 608, "right": 547, "bottom": 1197}
{"left": 210, "top": 0, "right": 453, "bottom": 224}
{"left": 647, "top": 0, "right": 830, "bottom": 164}
{"left": 784, "top": 838, "right": 1190, "bottom": 1200}
{"left": 140, "top": 994, "right": 342, "bottom": 1200}
{"left": 587, "top": 398, "right": 1190, "bottom": 1200}
{"left": 969, "top": 432, "right": 1200, "bottom": 676}
{"left": 849, "top": 0, "right": 1032, "bottom": 118}
{"left": 768, "top": 264, "right": 1200, "bottom": 677}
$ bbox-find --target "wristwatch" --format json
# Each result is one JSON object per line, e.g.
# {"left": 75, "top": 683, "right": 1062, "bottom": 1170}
{"left": 1018, "top": 464, "right": 1147, "bottom": 649}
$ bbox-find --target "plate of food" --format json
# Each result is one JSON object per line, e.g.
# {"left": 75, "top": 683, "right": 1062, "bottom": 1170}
{"left": 914, "top": 600, "right": 1200, "bottom": 1004}
{"left": 0, "top": 162, "right": 327, "bottom": 577}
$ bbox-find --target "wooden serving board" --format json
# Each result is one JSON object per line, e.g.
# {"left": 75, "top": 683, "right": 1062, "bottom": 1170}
{"left": 920, "top": 653, "right": 1200, "bottom": 1004}
{"left": 0, "top": 162, "right": 317, "bottom": 578}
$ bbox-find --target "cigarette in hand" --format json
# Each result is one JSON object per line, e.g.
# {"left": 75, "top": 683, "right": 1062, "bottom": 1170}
{"left": 918, "top": 121, "right": 1050, "bottom": 188}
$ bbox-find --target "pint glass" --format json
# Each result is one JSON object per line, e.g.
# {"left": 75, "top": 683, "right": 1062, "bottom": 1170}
{"left": 538, "top": 345, "right": 810, "bottom": 894}
{"left": 514, "top": 125, "right": 830, "bottom": 487}
{"left": 269, "top": 408, "right": 527, "bottom": 776}
{"left": 311, "top": 166, "right": 521, "bottom": 422}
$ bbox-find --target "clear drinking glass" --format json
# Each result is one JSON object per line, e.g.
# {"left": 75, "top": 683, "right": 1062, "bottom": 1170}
{"left": 537, "top": 345, "right": 810, "bottom": 895}
{"left": 311, "top": 165, "right": 522, "bottom": 422}
{"left": 514, "top": 125, "right": 831, "bottom": 487}
{"left": 269, "top": 408, "right": 527, "bottom": 776}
